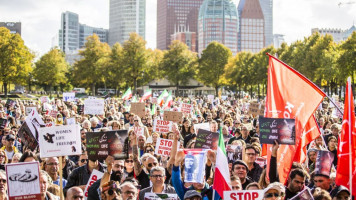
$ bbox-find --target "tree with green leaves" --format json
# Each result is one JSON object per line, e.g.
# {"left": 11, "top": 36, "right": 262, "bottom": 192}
{"left": 160, "top": 41, "right": 197, "bottom": 95}
{"left": 105, "top": 42, "right": 125, "bottom": 93}
{"left": 197, "top": 42, "right": 232, "bottom": 95}
{"left": 0, "top": 27, "right": 34, "bottom": 97}
{"left": 121, "top": 33, "right": 149, "bottom": 95}
{"left": 72, "top": 34, "right": 111, "bottom": 95}
{"left": 338, "top": 32, "right": 356, "bottom": 89}
{"left": 34, "top": 48, "right": 69, "bottom": 97}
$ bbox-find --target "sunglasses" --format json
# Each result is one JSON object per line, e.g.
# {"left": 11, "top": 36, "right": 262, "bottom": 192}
{"left": 150, "top": 174, "right": 164, "bottom": 178}
{"left": 0, "top": 179, "right": 6, "bottom": 184}
{"left": 134, "top": 120, "right": 139, "bottom": 122}
{"left": 264, "top": 193, "right": 280, "bottom": 198}
{"left": 148, "top": 162, "right": 158, "bottom": 167}
{"left": 80, "top": 159, "right": 88, "bottom": 163}
{"left": 0, "top": 155, "right": 5, "bottom": 158}
{"left": 146, "top": 149, "right": 154, "bottom": 152}
{"left": 108, "top": 188, "right": 121, "bottom": 195}
{"left": 125, "top": 159, "right": 134, "bottom": 163}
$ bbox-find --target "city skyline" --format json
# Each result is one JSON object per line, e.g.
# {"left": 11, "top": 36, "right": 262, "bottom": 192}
{"left": 0, "top": 0, "right": 355, "bottom": 58}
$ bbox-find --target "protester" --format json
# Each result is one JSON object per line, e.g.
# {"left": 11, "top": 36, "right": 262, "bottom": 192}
{"left": 0, "top": 170, "right": 7, "bottom": 200}
{"left": 44, "top": 157, "right": 68, "bottom": 187}
{"left": 65, "top": 187, "right": 84, "bottom": 200}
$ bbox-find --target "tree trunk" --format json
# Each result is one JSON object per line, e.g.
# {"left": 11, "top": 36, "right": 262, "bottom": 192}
{"left": 238, "top": 85, "right": 241, "bottom": 99}
{"left": 92, "top": 83, "right": 96, "bottom": 96}
{"left": 176, "top": 82, "right": 179, "bottom": 97}
{"left": 4, "top": 82, "right": 8, "bottom": 98}
{"left": 133, "top": 78, "right": 137, "bottom": 96}
{"left": 215, "top": 86, "right": 219, "bottom": 97}
{"left": 258, "top": 84, "right": 260, "bottom": 101}
{"left": 49, "top": 85, "right": 52, "bottom": 98}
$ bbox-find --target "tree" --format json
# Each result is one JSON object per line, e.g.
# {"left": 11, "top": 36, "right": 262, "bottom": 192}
{"left": 33, "top": 48, "right": 69, "bottom": 97}
{"left": 197, "top": 42, "right": 232, "bottom": 95}
{"left": 0, "top": 27, "right": 34, "bottom": 97}
{"left": 338, "top": 32, "right": 356, "bottom": 90}
{"left": 72, "top": 34, "right": 111, "bottom": 95}
{"left": 121, "top": 33, "right": 149, "bottom": 95}
{"left": 106, "top": 42, "right": 125, "bottom": 93}
{"left": 160, "top": 41, "right": 197, "bottom": 95}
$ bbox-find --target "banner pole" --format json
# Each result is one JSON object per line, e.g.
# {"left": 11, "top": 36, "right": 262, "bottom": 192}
{"left": 59, "top": 156, "right": 64, "bottom": 200}
{"left": 347, "top": 78, "right": 353, "bottom": 197}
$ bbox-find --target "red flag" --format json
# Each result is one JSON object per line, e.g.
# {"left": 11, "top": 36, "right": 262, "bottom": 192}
{"left": 335, "top": 77, "right": 356, "bottom": 196}
{"left": 265, "top": 54, "right": 325, "bottom": 184}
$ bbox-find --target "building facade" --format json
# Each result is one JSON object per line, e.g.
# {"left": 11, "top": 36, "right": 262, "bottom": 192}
{"left": 238, "top": 0, "right": 265, "bottom": 53}
{"left": 311, "top": 28, "right": 344, "bottom": 43}
{"left": 80, "top": 25, "right": 108, "bottom": 47}
{"left": 273, "top": 34, "right": 285, "bottom": 48}
{"left": 157, "top": 0, "right": 204, "bottom": 51}
{"left": 0, "top": 22, "right": 21, "bottom": 35}
{"left": 109, "top": 0, "right": 145, "bottom": 46}
{"left": 171, "top": 25, "right": 197, "bottom": 52}
{"left": 259, "top": 0, "right": 273, "bottom": 46}
{"left": 198, "top": 0, "right": 239, "bottom": 54}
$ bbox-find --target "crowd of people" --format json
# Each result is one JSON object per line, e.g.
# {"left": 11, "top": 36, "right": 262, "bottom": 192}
{"left": 0, "top": 94, "right": 352, "bottom": 200}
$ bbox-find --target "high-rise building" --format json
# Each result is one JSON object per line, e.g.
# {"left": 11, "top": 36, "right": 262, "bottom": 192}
{"left": 157, "top": 0, "right": 204, "bottom": 51}
{"left": 109, "top": 0, "right": 145, "bottom": 46}
{"left": 198, "top": 0, "right": 239, "bottom": 54}
{"left": 259, "top": 0, "right": 273, "bottom": 46}
{"left": 0, "top": 22, "right": 21, "bottom": 35}
{"left": 343, "top": 24, "right": 356, "bottom": 40}
{"left": 273, "top": 34, "right": 284, "bottom": 48}
{"left": 171, "top": 25, "right": 197, "bottom": 52}
{"left": 311, "top": 28, "right": 344, "bottom": 43}
{"left": 238, "top": 0, "right": 265, "bottom": 53}
{"left": 80, "top": 25, "right": 108, "bottom": 47}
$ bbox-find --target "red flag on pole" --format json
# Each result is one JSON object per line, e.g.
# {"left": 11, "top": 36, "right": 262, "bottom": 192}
{"left": 335, "top": 77, "right": 356, "bottom": 197}
{"left": 265, "top": 54, "right": 326, "bottom": 184}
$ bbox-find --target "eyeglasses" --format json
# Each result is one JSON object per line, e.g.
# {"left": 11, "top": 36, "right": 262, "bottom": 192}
{"left": 264, "top": 193, "right": 280, "bottom": 198}
{"left": 146, "top": 149, "right": 154, "bottom": 152}
{"left": 0, "top": 179, "right": 6, "bottom": 184}
{"left": 80, "top": 159, "right": 88, "bottom": 163}
{"left": 147, "top": 162, "right": 158, "bottom": 167}
{"left": 0, "top": 155, "right": 5, "bottom": 158}
{"left": 125, "top": 159, "right": 134, "bottom": 163}
{"left": 108, "top": 188, "right": 121, "bottom": 195}
{"left": 150, "top": 174, "right": 164, "bottom": 178}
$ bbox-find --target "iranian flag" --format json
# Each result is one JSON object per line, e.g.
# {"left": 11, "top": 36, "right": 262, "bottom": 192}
{"left": 151, "top": 104, "right": 156, "bottom": 115}
{"left": 140, "top": 89, "right": 152, "bottom": 102}
{"left": 122, "top": 88, "right": 132, "bottom": 100}
{"left": 163, "top": 91, "right": 173, "bottom": 110}
{"left": 213, "top": 128, "right": 231, "bottom": 199}
{"left": 157, "top": 90, "right": 169, "bottom": 107}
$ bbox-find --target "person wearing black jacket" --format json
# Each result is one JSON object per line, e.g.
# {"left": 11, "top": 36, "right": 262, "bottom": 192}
{"left": 245, "top": 145, "right": 263, "bottom": 182}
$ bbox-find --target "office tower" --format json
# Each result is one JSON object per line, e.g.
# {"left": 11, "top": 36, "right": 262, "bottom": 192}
{"left": 157, "top": 0, "right": 204, "bottom": 51}
{"left": 80, "top": 25, "right": 108, "bottom": 47}
{"left": 273, "top": 34, "right": 284, "bottom": 48}
{"left": 109, "top": 0, "right": 146, "bottom": 46}
{"left": 259, "top": 0, "right": 273, "bottom": 46}
{"left": 59, "top": 11, "right": 80, "bottom": 53}
{"left": 0, "top": 22, "right": 21, "bottom": 35}
{"left": 198, "top": 0, "right": 239, "bottom": 54}
{"left": 238, "top": 0, "right": 265, "bottom": 53}
{"left": 171, "top": 25, "right": 197, "bottom": 52}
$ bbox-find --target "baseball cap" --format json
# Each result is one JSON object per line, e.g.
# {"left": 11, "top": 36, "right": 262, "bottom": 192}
{"left": 5, "top": 134, "right": 15, "bottom": 141}
{"left": 184, "top": 190, "right": 202, "bottom": 200}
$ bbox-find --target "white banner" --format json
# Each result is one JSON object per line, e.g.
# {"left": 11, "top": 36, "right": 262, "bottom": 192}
{"left": 63, "top": 92, "right": 76, "bottom": 102}
{"left": 84, "top": 98, "right": 104, "bottom": 115}
{"left": 153, "top": 119, "right": 172, "bottom": 133}
{"left": 39, "top": 124, "right": 82, "bottom": 158}
{"left": 66, "top": 118, "right": 76, "bottom": 125}
{"left": 155, "top": 138, "right": 179, "bottom": 156}
{"left": 194, "top": 122, "right": 210, "bottom": 134}
{"left": 223, "top": 190, "right": 264, "bottom": 200}
{"left": 83, "top": 169, "right": 104, "bottom": 199}
{"left": 144, "top": 193, "right": 178, "bottom": 200}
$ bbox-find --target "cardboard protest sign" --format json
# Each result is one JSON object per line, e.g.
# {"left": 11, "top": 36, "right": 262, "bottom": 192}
{"left": 180, "top": 103, "right": 192, "bottom": 114}
{"left": 86, "top": 130, "right": 129, "bottom": 160}
{"left": 290, "top": 188, "right": 314, "bottom": 200}
{"left": 259, "top": 116, "right": 296, "bottom": 145}
{"left": 84, "top": 98, "right": 104, "bottom": 115}
{"left": 130, "top": 102, "right": 146, "bottom": 118}
{"left": 163, "top": 111, "right": 183, "bottom": 122}
{"left": 155, "top": 138, "right": 180, "bottom": 156}
{"left": 84, "top": 169, "right": 104, "bottom": 199}
{"left": 153, "top": 119, "right": 172, "bottom": 133}
{"left": 226, "top": 145, "right": 243, "bottom": 163}
{"left": 195, "top": 129, "right": 219, "bottom": 150}
{"left": 248, "top": 102, "right": 265, "bottom": 116}
{"left": 193, "top": 123, "right": 210, "bottom": 134}
{"left": 6, "top": 162, "right": 41, "bottom": 200}
{"left": 144, "top": 193, "right": 178, "bottom": 200}
{"left": 315, "top": 150, "right": 334, "bottom": 176}
{"left": 39, "top": 124, "right": 82, "bottom": 158}
{"left": 18, "top": 122, "right": 38, "bottom": 151}
{"left": 183, "top": 149, "right": 207, "bottom": 183}
{"left": 223, "top": 190, "right": 264, "bottom": 200}
{"left": 63, "top": 92, "right": 76, "bottom": 102}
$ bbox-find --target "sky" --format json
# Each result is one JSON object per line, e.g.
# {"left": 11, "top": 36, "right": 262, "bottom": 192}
{"left": 0, "top": 0, "right": 355, "bottom": 59}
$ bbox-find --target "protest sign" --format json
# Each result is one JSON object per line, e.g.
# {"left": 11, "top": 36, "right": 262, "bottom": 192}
{"left": 18, "top": 122, "right": 38, "bottom": 151}
{"left": 130, "top": 102, "right": 146, "bottom": 118}
{"left": 49, "top": 110, "right": 58, "bottom": 118}
{"left": 144, "top": 193, "right": 178, "bottom": 200}
{"left": 207, "top": 95, "right": 214, "bottom": 102}
{"left": 66, "top": 117, "right": 76, "bottom": 125}
{"left": 223, "top": 190, "right": 264, "bottom": 200}
{"left": 255, "top": 157, "right": 267, "bottom": 168}
{"left": 86, "top": 130, "right": 129, "bottom": 160}
{"left": 153, "top": 119, "right": 172, "bottom": 133}
{"left": 83, "top": 169, "right": 104, "bottom": 199}
{"left": 248, "top": 102, "right": 265, "bottom": 116}
{"left": 0, "top": 119, "right": 8, "bottom": 129}
{"left": 155, "top": 138, "right": 180, "bottom": 156}
{"left": 84, "top": 98, "right": 104, "bottom": 115}
{"left": 130, "top": 126, "right": 144, "bottom": 136}
{"left": 183, "top": 149, "right": 207, "bottom": 183}
{"left": 6, "top": 162, "right": 41, "bottom": 200}
{"left": 63, "top": 92, "right": 76, "bottom": 102}
{"left": 163, "top": 111, "right": 183, "bottom": 122}
{"left": 226, "top": 145, "right": 243, "bottom": 163}
{"left": 195, "top": 129, "right": 219, "bottom": 150}
{"left": 180, "top": 103, "right": 192, "bottom": 114}
{"left": 193, "top": 123, "right": 210, "bottom": 134}
{"left": 39, "top": 124, "right": 82, "bottom": 158}
{"left": 290, "top": 188, "right": 314, "bottom": 200}
{"left": 25, "top": 107, "right": 36, "bottom": 116}
{"left": 315, "top": 150, "right": 334, "bottom": 176}
{"left": 40, "top": 96, "right": 49, "bottom": 103}
{"left": 259, "top": 116, "right": 296, "bottom": 145}
{"left": 25, "top": 109, "right": 46, "bottom": 140}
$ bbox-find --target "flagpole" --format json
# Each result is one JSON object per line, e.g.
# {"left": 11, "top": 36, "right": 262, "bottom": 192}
{"left": 347, "top": 77, "right": 353, "bottom": 196}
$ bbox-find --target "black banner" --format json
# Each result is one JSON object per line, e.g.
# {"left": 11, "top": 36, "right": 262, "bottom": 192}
{"left": 259, "top": 116, "right": 296, "bottom": 144}
{"left": 194, "top": 129, "right": 219, "bottom": 150}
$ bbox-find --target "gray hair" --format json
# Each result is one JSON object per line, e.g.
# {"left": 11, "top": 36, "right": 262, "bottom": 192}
{"left": 0, "top": 170, "right": 6, "bottom": 177}
{"left": 150, "top": 166, "right": 165, "bottom": 176}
